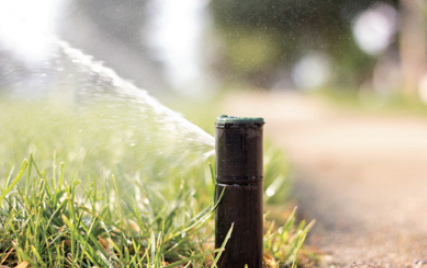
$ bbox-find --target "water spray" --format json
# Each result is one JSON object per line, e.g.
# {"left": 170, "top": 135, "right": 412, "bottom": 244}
{"left": 215, "top": 115, "right": 264, "bottom": 268}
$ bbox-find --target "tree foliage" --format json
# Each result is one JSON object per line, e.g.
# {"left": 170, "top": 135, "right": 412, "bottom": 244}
{"left": 209, "top": 0, "right": 399, "bottom": 87}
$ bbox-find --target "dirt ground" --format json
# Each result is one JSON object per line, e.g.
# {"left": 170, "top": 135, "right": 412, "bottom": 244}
{"left": 223, "top": 91, "right": 427, "bottom": 268}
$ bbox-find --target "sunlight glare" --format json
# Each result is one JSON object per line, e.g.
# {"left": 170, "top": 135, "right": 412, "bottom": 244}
{"left": 144, "top": 0, "right": 214, "bottom": 97}
{"left": 0, "top": 0, "right": 64, "bottom": 64}
{"left": 292, "top": 52, "right": 332, "bottom": 90}
{"left": 351, "top": 3, "right": 398, "bottom": 55}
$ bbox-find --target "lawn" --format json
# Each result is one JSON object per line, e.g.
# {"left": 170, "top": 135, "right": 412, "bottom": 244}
{"left": 0, "top": 98, "right": 312, "bottom": 267}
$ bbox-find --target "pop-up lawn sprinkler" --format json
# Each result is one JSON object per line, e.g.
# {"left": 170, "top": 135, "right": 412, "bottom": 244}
{"left": 215, "top": 115, "right": 264, "bottom": 268}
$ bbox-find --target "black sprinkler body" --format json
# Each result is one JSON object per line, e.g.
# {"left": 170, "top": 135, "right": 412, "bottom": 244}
{"left": 215, "top": 115, "right": 264, "bottom": 268}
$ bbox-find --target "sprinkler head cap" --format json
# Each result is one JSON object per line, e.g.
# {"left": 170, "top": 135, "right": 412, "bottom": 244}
{"left": 215, "top": 115, "right": 264, "bottom": 128}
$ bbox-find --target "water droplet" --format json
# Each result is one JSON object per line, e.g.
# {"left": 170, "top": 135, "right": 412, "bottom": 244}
{"left": 266, "top": 187, "right": 275, "bottom": 197}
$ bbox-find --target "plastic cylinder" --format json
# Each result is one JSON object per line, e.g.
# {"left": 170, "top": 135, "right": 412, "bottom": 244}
{"left": 215, "top": 115, "right": 264, "bottom": 268}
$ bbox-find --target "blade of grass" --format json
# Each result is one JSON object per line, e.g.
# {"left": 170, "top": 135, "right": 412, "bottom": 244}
{"left": 163, "top": 249, "right": 222, "bottom": 268}
{"left": 0, "top": 160, "right": 27, "bottom": 205}
{"left": 211, "top": 223, "right": 234, "bottom": 268}
{"left": 26, "top": 154, "right": 33, "bottom": 192}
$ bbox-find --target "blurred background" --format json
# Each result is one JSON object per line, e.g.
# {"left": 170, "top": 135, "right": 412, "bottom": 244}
{"left": 1, "top": 0, "right": 427, "bottom": 265}
{"left": 0, "top": 0, "right": 425, "bottom": 102}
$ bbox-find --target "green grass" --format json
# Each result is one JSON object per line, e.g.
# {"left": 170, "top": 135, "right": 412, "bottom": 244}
{"left": 0, "top": 99, "right": 312, "bottom": 267}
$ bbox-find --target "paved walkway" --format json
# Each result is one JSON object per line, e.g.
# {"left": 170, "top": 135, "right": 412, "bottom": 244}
{"left": 223, "top": 92, "right": 427, "bottom": 267}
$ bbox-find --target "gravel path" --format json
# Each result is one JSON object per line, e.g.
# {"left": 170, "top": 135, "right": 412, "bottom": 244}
{"left": 223, "top": 92, "right": 427, "bottom": 267}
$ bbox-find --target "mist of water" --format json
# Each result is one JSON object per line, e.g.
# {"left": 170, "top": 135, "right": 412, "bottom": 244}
{"left": 58, "top": 38, "right": 214, "bottom": 145}
{"left": 0, "top": 18, "right": 215, "bottom": 181}
{"left": 55, "top": 37, "right": 215, "bottom": 166}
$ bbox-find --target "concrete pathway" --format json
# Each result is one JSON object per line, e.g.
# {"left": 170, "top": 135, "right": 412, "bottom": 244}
{"left": 223, "top": 92, "right": 427, "bottom": 267}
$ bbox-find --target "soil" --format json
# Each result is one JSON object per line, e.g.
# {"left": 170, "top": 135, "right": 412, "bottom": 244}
{"left": 223, "top": 91, "right": 427, "bottom": 268}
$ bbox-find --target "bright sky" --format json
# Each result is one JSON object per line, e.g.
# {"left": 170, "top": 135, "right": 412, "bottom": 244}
{"left": 146, "top": 0, "right": 212, "bottom": 95}
{"left": 0, "top": 0, "right": 65, "bottom": 64}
